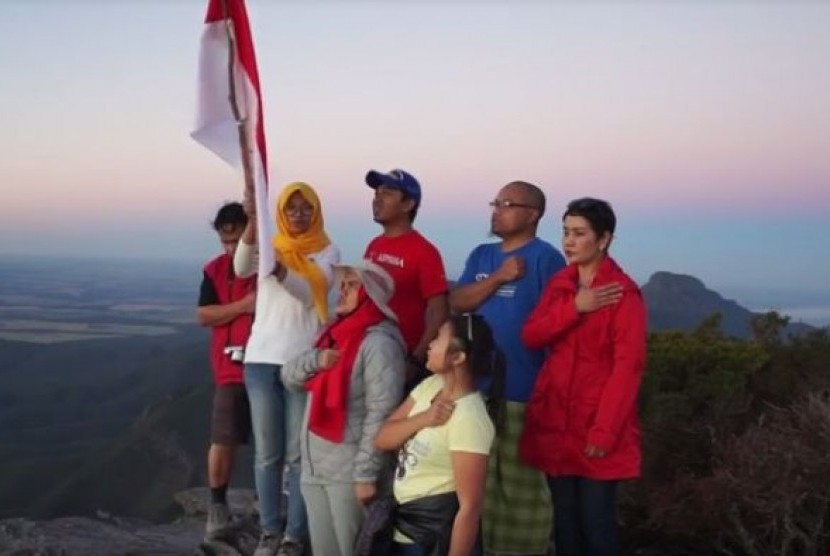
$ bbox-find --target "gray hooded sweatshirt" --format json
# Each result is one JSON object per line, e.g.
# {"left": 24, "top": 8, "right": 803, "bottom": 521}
{"left": 281, "top": 319, "right": 406, "bottom": 484}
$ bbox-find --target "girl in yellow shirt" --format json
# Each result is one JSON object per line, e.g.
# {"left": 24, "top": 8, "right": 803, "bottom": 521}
{"left": 375, "top": 314, "right": 503, "bottom": 556}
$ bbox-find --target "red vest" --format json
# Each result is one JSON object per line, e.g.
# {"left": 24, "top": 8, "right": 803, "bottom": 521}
{"left": 203, "top": 254, "right": 255, "bottom": 385}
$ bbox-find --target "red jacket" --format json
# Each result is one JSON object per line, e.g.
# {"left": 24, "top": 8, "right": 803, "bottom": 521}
{"left": 519, "top": 257, "right": 646, "bottom": 480}
{"left": 203, "top": 254, "right": 255, "bottom": 386}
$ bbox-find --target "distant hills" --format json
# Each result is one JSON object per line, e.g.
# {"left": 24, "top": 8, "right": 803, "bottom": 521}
{"left": 0, "top": 327, "right": 226, "bottom": 520}
{"left": 32, "top": 379, "right": 252, "bottom": 522}
{"left": 641, "top": 271, "right": 816, "bottom": 339}
{"left": 0, "top": 254, "right": 198, "bottom": 343}
{"left": 0, "top": 256, "right": 249, "bottom": 522}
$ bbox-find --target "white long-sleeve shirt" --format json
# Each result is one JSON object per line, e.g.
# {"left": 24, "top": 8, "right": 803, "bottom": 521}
{"left": 234, "top": 240, "right": 341, "bottom": 365}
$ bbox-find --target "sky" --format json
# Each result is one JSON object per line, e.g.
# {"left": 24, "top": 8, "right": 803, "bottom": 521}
{"left": 1, "top": 1, "right": 829, "bottom": 323}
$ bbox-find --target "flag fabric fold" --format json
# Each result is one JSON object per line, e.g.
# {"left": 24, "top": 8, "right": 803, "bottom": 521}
{"left": 192, "top": 0, "right": 274, "bottom": 276}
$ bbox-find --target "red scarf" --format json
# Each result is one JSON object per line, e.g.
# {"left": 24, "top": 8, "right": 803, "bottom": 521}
{"left": 306, "top": 288, "right": 385, "bottom": 443}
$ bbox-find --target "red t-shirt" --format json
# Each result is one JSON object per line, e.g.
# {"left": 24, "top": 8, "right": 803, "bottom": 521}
{"left": 364, "top": 230, "right": 448, "bottom": 352}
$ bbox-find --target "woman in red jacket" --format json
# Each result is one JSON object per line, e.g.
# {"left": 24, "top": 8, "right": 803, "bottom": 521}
{"left": 519, "top": 198, "right": 647, "bottom": 556}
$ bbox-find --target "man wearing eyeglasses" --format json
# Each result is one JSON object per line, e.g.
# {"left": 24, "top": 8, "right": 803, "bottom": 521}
{"left": 450, "top": 181, "right": 565, "bottom": 556}
{"left": 363, "top": 168, "right": 449, "bottom": 392}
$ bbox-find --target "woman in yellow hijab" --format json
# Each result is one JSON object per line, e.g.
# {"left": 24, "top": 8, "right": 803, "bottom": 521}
{"left": 233, "top": 180, "right": 341, "bottom": 554}
{"left": 272, "top": 182, "right": 332, "bottom": 323}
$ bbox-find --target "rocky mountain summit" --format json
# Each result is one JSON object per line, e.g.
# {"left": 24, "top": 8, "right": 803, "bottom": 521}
{"left": 0, "top": 489, "right": 261, "bottom": 556}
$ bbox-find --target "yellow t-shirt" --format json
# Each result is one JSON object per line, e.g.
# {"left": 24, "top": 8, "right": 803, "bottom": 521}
{"left": 393, "top": 374, "right": 495, "bottom": 505}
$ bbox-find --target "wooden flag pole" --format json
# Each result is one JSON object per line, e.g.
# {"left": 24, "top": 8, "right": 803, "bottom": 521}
{"left": 220, "top": 0, "right": 256, "bottom": 207}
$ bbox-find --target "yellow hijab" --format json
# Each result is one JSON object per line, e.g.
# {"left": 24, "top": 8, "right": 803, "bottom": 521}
{"left": 272, "top": 182, "right": 331, "bottom": 322}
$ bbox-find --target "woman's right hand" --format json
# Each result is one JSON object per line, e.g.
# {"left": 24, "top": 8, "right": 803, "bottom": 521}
{"left": 422, "top": 396, "right": 455, "bottom": 427}
{"left": 317, "top": 348, "right": 339, "bottom": 369}
{"left": 575, "top": 283, "right": 623, "bottom": 313}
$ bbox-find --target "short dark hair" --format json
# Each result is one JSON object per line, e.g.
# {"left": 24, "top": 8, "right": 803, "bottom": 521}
{"left": 507, "top": 181, "right": 546, "bottom": 219}
{"left": 212, "top": 202, "right": 248, "bottom": 231}
{"left": 563, "top": 197, "right": 616, "bottom": 238}
{"left": 447, "top": 314, "right": 506, "bottom": 430}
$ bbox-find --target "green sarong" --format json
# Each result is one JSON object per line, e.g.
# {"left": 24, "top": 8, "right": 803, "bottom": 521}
{"left": 482, "top": 400, "right": 553, "bottom": 555}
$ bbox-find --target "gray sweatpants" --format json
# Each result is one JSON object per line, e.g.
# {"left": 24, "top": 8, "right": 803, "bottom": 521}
{"left": 300, "top": 481, "right": 365, "bottom": 556}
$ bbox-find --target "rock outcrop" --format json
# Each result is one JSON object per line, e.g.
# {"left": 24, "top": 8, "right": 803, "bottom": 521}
{"left": 0, "top": 488, "right": 261, "bottom": 556}
{"left": 641, "top": 271, "right": 814, "bottom": 339}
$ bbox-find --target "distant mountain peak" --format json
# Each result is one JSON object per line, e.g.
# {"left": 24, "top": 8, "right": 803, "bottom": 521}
{"left": 642, "top": 271, "right": 741, "bottom": 312}
{"left": 642, "top": 271, "right": 765, "bottom": 339}
{"left": 641, "top": 271, "right": 814, "bottom": 339}
{"left": 646, "top": 271, "right": 707, "bottom": 292}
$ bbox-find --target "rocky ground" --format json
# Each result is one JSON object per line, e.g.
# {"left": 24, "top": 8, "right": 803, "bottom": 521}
{"left": 0, "top": 488, "right": 262, "bottom": 556}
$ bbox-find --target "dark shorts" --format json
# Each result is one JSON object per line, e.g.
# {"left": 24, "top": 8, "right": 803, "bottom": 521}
{"left": 211, "top": 384, "right": 251, "bottom": 446}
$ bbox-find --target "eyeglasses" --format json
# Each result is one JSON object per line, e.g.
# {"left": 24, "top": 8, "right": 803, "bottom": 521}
{"left": 489, "top": 199, "right": 538, "bottom": 211}
{"left": 284, "top": 206, "right": 314, "bottom": 217}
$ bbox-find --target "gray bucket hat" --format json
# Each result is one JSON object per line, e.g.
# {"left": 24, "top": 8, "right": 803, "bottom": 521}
{"left": 333, "top": 259, "right": 397, "bottom": 322}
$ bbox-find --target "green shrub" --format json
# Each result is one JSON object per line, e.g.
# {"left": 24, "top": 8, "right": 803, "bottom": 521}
{"left": 625, "top": 312, "right": 830, "bottom": 555}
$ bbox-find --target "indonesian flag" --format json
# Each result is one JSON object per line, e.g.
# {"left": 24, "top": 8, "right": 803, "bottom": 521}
{"left": 191, "top": 0, "right": 274, "bottom": 275}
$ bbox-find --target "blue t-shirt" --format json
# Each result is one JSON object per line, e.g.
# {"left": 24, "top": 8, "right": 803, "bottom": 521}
{"left": 457, "top": 238, "right": 566, "bottom": 402}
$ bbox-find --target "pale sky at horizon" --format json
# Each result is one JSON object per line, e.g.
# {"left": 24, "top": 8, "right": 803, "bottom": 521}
{"left": 1, "top": 1, "right": 829, "bottom": 320}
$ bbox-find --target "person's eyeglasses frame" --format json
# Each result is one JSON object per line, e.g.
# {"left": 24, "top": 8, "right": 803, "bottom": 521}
{"left": 283, "top": 205, "right": 314, "bottom": 218}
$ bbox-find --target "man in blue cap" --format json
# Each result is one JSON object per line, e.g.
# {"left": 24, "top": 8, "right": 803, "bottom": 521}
{"left": 363, "top": 169, "right": 449, "bottom": 390}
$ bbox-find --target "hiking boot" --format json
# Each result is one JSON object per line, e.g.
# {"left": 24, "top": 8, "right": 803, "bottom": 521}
{"left": 276, "top": 537, "right": 305, "bottom": 556}
{"left": 253, "top": 533, "right": 283, "bottom": 556}
{"left": 205, "top": 502, "right": 233, "bottom": 540}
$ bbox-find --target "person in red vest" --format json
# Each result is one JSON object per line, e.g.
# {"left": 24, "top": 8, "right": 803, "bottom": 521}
{"left": 520, "top": 198, "right": 647, "bottom": 556}
{"left": 197, "top": 202, "right": 256, "bottom": 541}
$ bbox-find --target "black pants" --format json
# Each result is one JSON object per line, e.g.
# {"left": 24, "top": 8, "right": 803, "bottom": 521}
{"left": 390, "top": 541, "right": 425, "bottom": 556}
{"left": 547, "top": 476, "right": 619, "bottom": 556}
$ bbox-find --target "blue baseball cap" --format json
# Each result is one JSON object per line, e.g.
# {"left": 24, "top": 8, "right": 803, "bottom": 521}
{"left": 365, "top": 169, "right": 421, "bottom": 207}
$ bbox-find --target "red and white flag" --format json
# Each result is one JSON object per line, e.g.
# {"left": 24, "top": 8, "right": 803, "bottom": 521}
{"left": 192, "top": 0, "right": 274, "bottom": 275}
